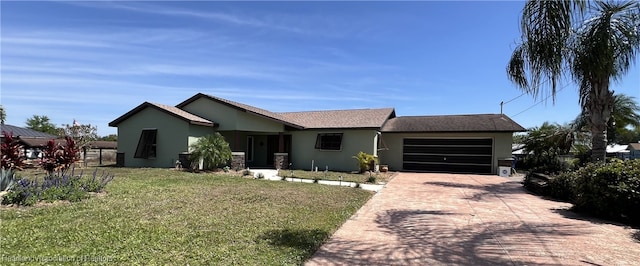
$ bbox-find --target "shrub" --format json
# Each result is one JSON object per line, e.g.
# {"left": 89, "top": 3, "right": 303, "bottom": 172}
{"left": 352, "top": 151, "right": 378, "bottom": 173}
{"left": 81, "top": 169, "right": 116, "bottom": 193}
{"left": 189, "top": 133, "right": 232, "bottom": 171}
{"left": 572, "top": 159, "right": 640, "bottom": 224}
{"left": 1, "top": 168, "right": 115, "bottom": 206}
{"left": 255, "top": 172, "right": 265, "bottom": 179}
{"left": 547, "top": 171, "right": 577, "bottom": 202}
{"left": 1, "top": 131, "right": 24, "bottom": 170}
{"left": 40, "top": 137, "right": 80, "bottom": 175}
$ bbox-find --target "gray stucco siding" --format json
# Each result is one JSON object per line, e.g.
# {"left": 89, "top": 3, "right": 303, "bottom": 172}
{"left": 117, "top": 107, "right": 210, "bottom": 168}
{"left": 289, "top": 129, "right": 378, "bottom": 172}
{"left": 180, "top": 98, "right": 284, "bottom": 132}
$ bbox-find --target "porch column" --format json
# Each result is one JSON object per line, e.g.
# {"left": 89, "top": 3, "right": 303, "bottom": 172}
{"left": 278, "top": 132, "right": 284, "bottom": 153}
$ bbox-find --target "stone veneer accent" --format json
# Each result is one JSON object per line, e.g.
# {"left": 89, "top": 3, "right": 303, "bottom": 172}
{"left": 274, "top": 153, "right": 289, "bottom": 170}
{"left": 231, "top": 152, "right": 245, "bottom": 170}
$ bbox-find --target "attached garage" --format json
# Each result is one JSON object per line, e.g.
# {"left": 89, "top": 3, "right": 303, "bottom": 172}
{"left": 379, "top": 114, "right": 525, "bottom": 174}
{"left": 402, "top": 138, "right": 493, "bottom": 173}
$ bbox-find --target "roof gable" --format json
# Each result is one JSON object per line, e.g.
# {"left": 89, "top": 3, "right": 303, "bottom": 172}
{"left": 628, "top": 143, "right": 640, "bottom": 150}
{"left": 381, "top": 114, "right": 525, "bottom": 132}
{"left": 280, "top": 108, "right": 396, "bottom": 129}
{"left": 176, "top": 93, "right": 303, "bottom": 129}
{"left": 1, "top": 124, "right": 58, "bottom": 139}
{"left": 109, "top": 102, "right": 215, "bottom": 127}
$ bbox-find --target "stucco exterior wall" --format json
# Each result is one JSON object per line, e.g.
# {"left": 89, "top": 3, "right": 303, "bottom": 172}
{"left": 116, "top": 107, "right": 212, "bottom": 168}
{"left": 180, "top": 98, "right": 285, "bottom": 132}
{"left": 289, "top": 129, "right": 378, "bottom": 172}
{"left": 378, "top": 132, "right": 513, "bottom": 174}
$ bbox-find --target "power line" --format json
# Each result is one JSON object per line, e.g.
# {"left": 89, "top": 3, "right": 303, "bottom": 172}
{"left": 502, "top": 92, "right": 527, "bottom": 105}
{"left": 510, "top": 83, "right": 571, "bottom": 118}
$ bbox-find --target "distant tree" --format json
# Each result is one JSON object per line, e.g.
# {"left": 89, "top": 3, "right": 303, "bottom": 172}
{"left": 507, "top": 0, "right": 640, "bottom": 162}
{"left": 99, "top": 134, "right": 118, "bottom": 141}
{"left": 521, "top": 122, "right": 583, "bottom": 173}
{"left": 58, "top": 120, "right": 98, "bottom": 150}
{"left": 189, "top": 133, "right": 232, "bottom": 170}
{"left": 0, "top": 105, "right": 6, "bottom": 125}
{"left": 25, "top": 115, "right": 58, "bottom": 135}
{"left": 615, "top": 127, "right": 640, "bottom": 144}
{"left": 573, "top": 94, "right": 640, "bottom": 144}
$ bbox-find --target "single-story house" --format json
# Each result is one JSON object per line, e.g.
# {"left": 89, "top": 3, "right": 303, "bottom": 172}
{"left": 628, "top": 143, "right": 640, "bottom": 160}
{"left": 606, "top": 144, "right": 630, "bottom": 160}
{"left": 1, "top": 124, "right": 117, "bottom": 164}
{"left": 109, "top": 93, "right": 525, "bottom": 174}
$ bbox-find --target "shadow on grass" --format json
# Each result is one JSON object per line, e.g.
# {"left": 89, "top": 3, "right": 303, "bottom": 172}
{"left": 259, "top": 228, "right": 330, "bottom": 257}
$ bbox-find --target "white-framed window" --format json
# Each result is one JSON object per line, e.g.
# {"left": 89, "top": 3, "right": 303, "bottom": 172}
{"left": 246, "top": 136, "right": 254, "bottom": 162}
{"left": 134, "top": 129, "right": 157, "bottom": 159}
{"left": 315, "top": 133, "right": 343, "bottom": 150}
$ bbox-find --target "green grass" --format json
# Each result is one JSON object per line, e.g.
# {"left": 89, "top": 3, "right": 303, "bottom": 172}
{"left": 278, "top": 169, "right": 394, "bottom": 184}
{"left": 0, "top": 167, "right": 372, "bottom": 265}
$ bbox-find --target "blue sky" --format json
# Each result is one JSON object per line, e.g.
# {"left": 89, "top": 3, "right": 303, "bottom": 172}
{"left": 2, "top": 1, "right": 638, "bottom": 137}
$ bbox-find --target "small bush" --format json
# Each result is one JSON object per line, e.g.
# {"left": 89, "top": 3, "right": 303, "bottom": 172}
{"left": 572, "top": 159, "right": 640, "bottom": 224}
{"left": 352, "top": 151, "right": 378, "bottom": 173}
{"left": 367, "top": 175, "right": 376, "bottom": 183}
{"left": 547, "top": 171, "right": 577, "bottom": 202}
{"left": 1, "top": 168, "right": 115, "bottom": 206}
{"left": 255, "top": 172, "right": 265, "bottom": 179}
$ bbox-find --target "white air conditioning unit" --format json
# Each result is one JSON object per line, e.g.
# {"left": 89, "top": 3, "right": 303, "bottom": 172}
{"left": 498, "top": 166, "right": 510, "bottom": 177}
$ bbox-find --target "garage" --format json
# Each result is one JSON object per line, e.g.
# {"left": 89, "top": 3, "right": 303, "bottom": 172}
{"left": 402, "top": 138, "right": 493, "bottom": 173}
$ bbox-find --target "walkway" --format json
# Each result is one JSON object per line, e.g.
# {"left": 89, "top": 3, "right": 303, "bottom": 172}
{"left": 306, "top": 173, "right": 640, "bottom": 265}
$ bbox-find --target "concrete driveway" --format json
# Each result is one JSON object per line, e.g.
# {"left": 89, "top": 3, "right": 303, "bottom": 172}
{"left": 306, "top": 173, "right": 640, "bottom": 265}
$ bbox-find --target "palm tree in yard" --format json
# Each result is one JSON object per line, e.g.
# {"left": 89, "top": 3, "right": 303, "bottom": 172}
{"left": 507, "top": 0, "right": 640, "bottom": 162}
{"left": 573, "top": 93, "right": 640, "bottom": 144}
{"left": 189, "top": 133, "right": 232, "bottom": 170}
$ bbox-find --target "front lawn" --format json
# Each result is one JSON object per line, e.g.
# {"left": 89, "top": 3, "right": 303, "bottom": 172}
{"left": 0, "top": 168, "right": 372, "bottom": 265}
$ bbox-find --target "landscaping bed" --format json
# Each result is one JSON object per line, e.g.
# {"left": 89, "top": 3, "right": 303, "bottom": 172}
{"left": 0, "top": 167, "right": 372, "bottom": 265}
{"left": 277, "top": 169, "right": 394, "bottom": 184}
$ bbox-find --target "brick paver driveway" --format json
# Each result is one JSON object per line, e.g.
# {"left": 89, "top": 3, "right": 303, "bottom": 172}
{"left": 306, "top": 173, "right": 640, "bottom": 265}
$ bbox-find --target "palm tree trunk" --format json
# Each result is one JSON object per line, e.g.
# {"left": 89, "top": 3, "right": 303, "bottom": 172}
{"left": 587, "top": 82, "right": 614, "bottom": 163}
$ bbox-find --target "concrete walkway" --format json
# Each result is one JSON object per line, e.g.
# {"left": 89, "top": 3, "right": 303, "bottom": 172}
{"left": 250, "top": 169, "right": 384, "bottom": 192}
{"left": 306, "top": 172, "right": 640, "bottom": 265}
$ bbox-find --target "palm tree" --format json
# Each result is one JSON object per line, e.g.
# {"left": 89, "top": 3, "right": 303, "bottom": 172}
{"left": 189, "top": 133, "right": 232, "bottom": 170}
{"left": 507, "top": 0, "right": 640, "bottom": 162}
{"left": 573, "top": 93, "right": 640, "bottom": 144}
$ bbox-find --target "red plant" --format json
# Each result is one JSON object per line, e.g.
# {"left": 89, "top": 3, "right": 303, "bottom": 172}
{"left": 40, "top": 136, "right": 80, "bottom": 175}
{"left": 1, "top": 131, "right": 24, "bottom": 170}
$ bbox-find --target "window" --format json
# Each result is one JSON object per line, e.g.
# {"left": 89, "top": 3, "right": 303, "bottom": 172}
{"left": 315, "top": 133, "right": 343, "bottom": 150}
{"left": 246, "top": 136, "right": 254, "bottom": 162}
{"left": 134, "top": 129, "right": 157, "bottom": 159}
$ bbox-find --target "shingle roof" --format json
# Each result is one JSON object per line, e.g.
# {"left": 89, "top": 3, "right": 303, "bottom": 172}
{"left": 280, "top": 108, "right": 396, "bottom": 129}
{"left": 381, "top": 114, "right": 526, "bottom": 132}
{"left": 176, "top": 93, "right": 303, "bottom": 129}
{"left": 628, "top": 143, "right": 640, "bottom": 150}
{"left": 1, "top": 124, "right": 58, "bottom": 138}
{"left": 109, "top": 102, "right": 215, "bottom": 127}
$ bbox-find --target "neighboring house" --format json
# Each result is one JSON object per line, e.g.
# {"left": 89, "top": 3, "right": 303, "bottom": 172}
{"left": 628, "top": 143, "right": 640, "bottom": 160}
{"left": 1, "top": 124, "right": 58, "bottom": 139}
{"left": 1, "top": 124, "right": 58, "bottom": 159}
{"left": 606, "top": 144, "right": 630, "bottom": 160}
{"left": 1, "top": 124, "right": 116, "bottom": 163}
{"left": 109, "top": 93, "right": 525, "bottom": 174}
